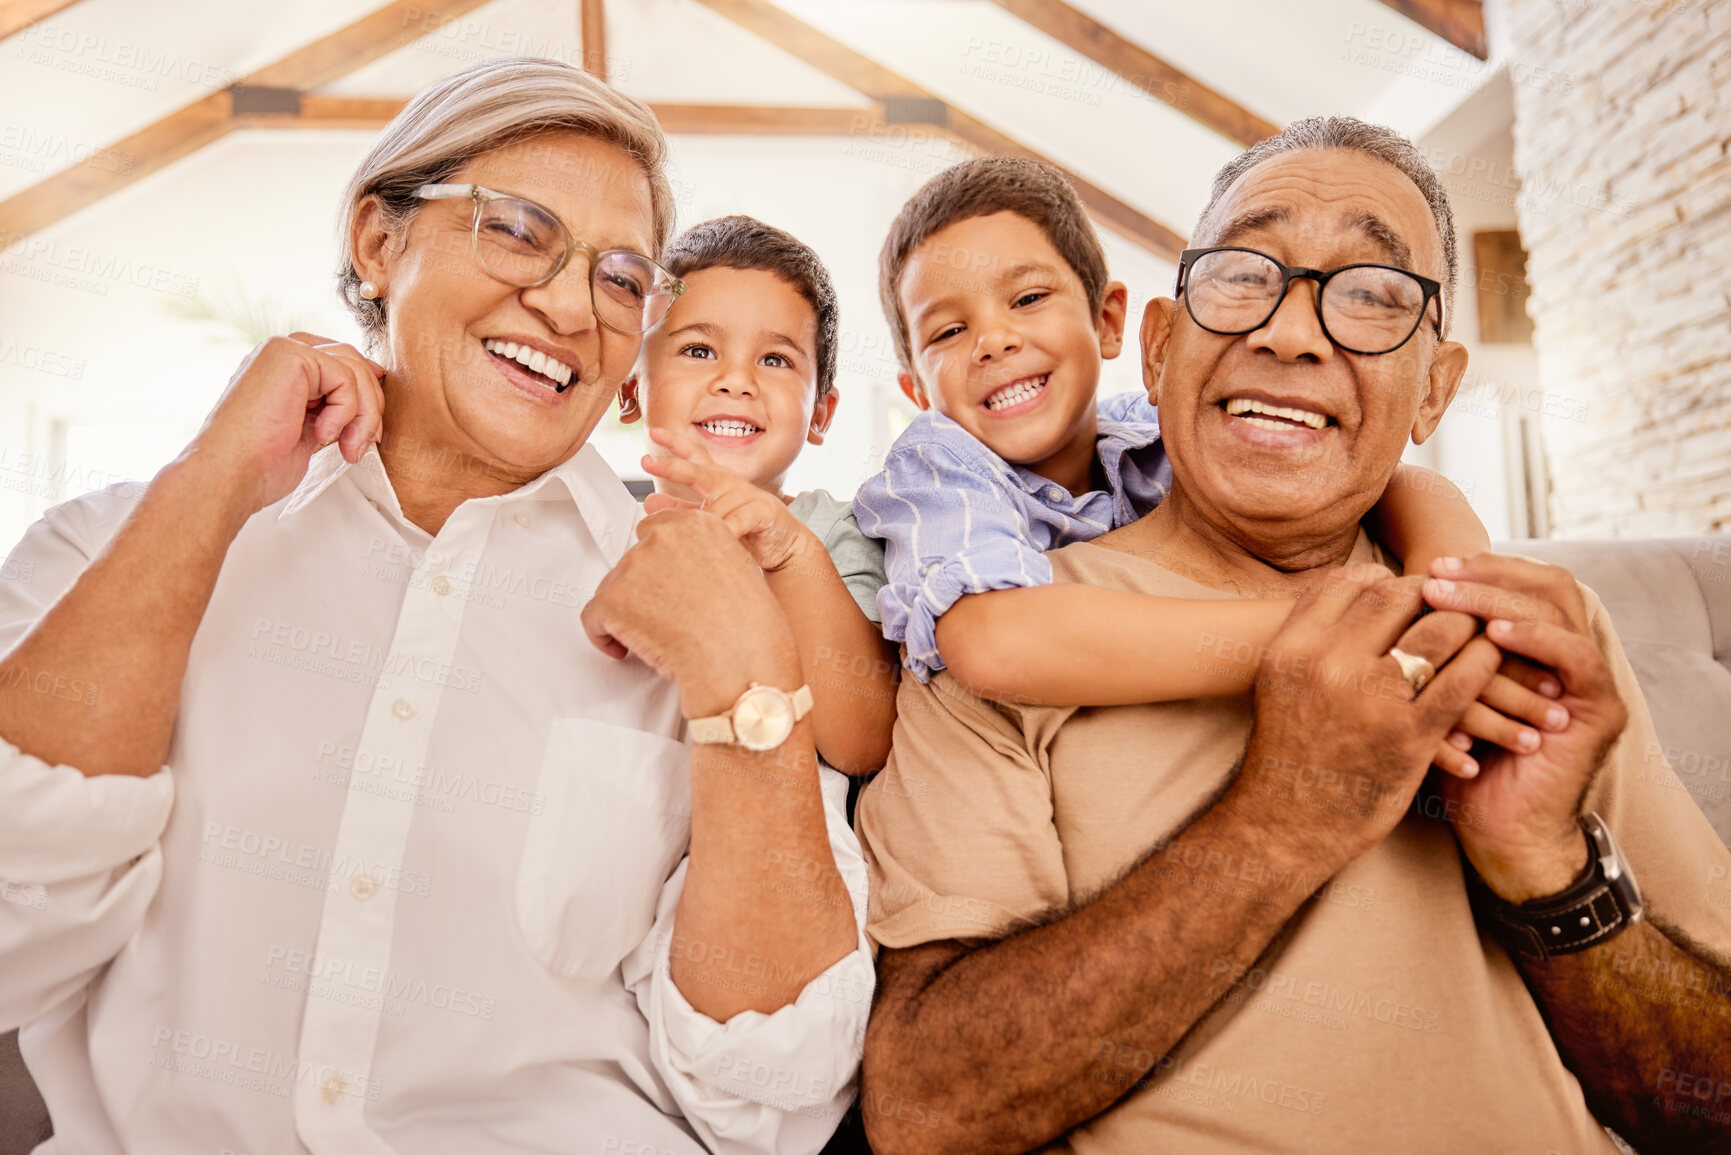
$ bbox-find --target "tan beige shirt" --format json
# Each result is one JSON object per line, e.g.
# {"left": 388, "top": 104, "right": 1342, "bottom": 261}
{"left": 858, "top": 534, "right": 1731, "bottom": 1155}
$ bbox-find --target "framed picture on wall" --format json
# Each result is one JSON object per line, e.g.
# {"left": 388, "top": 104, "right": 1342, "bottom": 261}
{"left": 1472, "top": 229, "right": 1535, "bottom": 344}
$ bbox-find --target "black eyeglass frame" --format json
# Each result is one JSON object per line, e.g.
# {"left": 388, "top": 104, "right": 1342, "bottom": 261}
{"left": 413, "top": 182, "right": 686, "bottom": 334}
{"left": 1174, "top": 246, "right": 1445, "bottom": 356}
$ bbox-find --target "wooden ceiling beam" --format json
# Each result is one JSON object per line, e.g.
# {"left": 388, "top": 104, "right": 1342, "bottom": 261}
{"left": 232, "top": 93, "right": 1181, "bottom": 256}
{"left": 579, "top": 0, "right": 607, "bottom": 80}
{"left": 246, "top": 96, "right": 881, "bottom": 138}
{"left": 0, "top": 0, "right": 82, "bottom": 41}
{"left": 0, "top": 0, "right": 491, "bottom": 241}
{"left": 689, "top": 0, "right": 1186, "bottom": 261}
{"left": 940, "top": 109, "right": 1185, "bottom": 260}
{"left": 1376, "top": 0, "right": 1487, "bottom": 60}
{"left": 234, "top": 94, "right": 412, "bottom": 130}
{"left": 243, "top": 0, "right": 492, "bottom": 91}
{"left": 985, "top": 0, "right": 1278, "bottom": 146}
{"left": 0, "top": 0, "right": 1206, "bottom": 261}
{"left": 650, "top": 103, "right": 877, "bottom": 135}
{"left": 0, "top": 92, "right": 234, "bottom": 243}
{"left": 693, "top": 0, "right": 931, "bottom": 100}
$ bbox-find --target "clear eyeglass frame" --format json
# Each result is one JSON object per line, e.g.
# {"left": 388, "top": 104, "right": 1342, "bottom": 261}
{"left": 412, "top": 182, "right": 685, "bottom": 334}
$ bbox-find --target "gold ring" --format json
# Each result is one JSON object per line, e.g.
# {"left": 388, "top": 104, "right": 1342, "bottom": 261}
{"left": 1388, "top": 647, "right": 1436, "bottom": 693}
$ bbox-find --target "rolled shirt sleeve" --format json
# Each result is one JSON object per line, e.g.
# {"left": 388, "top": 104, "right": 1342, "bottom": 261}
{"left": 856, "top": 671, "right": 1069, "bottom": 951}
{"left": 624, "top": 766, "right": 873, "bottom": 1155}
{"left": 854, "top": 431, "right": 1054, "bottom": 682}
{"left": 0, "top": 484, "right": 176, "bottom": 1029}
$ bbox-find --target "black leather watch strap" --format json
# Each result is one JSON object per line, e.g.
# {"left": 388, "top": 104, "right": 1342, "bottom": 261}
{"left": 1465, "top": 814, "right": 1643, "bottom": 961}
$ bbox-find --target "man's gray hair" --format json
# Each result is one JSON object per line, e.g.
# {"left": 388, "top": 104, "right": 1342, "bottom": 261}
{"left": 1194, "top": 116, "right": 1458, "bottom": 333}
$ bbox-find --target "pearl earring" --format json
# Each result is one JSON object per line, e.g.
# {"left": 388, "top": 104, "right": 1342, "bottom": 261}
{"left": 359, "top": 281, "right": 381, "bottom": 300}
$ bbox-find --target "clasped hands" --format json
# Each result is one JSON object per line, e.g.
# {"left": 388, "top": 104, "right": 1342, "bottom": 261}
{"left": 1243, "top": 554, "right": 1627, "bottom": 904}
{"left": 580, "top": 428, "right": 813, "bottom": 722}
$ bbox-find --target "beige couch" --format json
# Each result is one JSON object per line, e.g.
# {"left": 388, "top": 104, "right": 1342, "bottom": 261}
{"left": 3, "top": 536, "right": 1728, "bottom": 1152}
{"left": 1513, "top": 536, "right": 1731, "bottom": 843}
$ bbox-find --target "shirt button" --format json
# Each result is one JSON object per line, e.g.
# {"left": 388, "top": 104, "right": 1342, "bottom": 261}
{"left": 391, "top": 698, "right": 416, "bottom": 720}
{"left": 431, "top": 575, "right": 452, "bottom": 596}
{"left": 321, "top": 1072, "right": 348, "bottom": 1103}
{"left": 1047, "top": 486, "right": 1065, "bottom": 502}
{"left": 349, "top": 874, "right": 378, "bottom": 901}
{"left": 514, "top": 513, "right": 531, "bottom": 528}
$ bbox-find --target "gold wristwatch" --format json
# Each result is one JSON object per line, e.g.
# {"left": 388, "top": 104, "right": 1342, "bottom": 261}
{"left": 688, "top": 682, "right": 813, "bottom": 752}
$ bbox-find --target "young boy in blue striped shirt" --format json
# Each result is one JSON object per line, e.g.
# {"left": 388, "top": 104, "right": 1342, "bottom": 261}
{"left": 856, "top": 157, "right": 1553, "bottom": 772}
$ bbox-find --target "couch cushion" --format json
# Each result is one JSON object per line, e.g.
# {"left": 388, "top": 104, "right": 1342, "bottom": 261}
{"left": 1668, "top": 538, "right": 1731, "bottom": 669}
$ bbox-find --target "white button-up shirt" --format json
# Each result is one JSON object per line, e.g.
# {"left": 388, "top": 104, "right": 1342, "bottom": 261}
{"left": 0, "top": 442, "right": 873, "bottom": 1155}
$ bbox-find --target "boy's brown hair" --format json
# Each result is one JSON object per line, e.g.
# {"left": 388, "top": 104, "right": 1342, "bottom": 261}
{"left": 662, "top": 215, "right": 839, "bottom": 398}
{"left": 878, "top": 156, "right": 1109, "bottom": 376}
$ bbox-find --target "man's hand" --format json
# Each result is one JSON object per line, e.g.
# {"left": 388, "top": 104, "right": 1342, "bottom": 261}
{"left": 190, "top": 333, "right": 386, "bottom": 514}
{"left": 1232, "top": 565, "right": 1504, "bottom": 867}
{"left": 1423, "top": 554, "right": 1628, "bottom": 900}
{"left": 639, "top": 427, "right": 814, "bottom": 572}
{"left": 1424, "top": 557, "right": 1731, "bottom": 1153}
{"left": 581, "top": 508, "right": 802, "bottom": 717}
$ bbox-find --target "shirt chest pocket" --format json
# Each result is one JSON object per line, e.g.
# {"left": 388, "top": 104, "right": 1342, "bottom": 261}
{"left": 516, "top": 718, "right": 692, "bottom": 979}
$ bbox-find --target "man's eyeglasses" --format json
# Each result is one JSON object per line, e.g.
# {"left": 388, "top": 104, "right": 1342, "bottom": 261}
{"left": 414, "top": 183, "right": 685, "bottom": 335}
{"left": 1175, "top": 247, "right": 1444, "bottom": 356}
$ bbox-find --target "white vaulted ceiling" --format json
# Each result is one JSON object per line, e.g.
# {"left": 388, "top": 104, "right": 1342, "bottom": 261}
{"left": 0, "top": 0, "right": 1501, "bottom": 544}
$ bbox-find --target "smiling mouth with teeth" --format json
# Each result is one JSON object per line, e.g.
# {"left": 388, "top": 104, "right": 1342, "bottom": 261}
{"left": 483, "top": 338, "right": 577, "bottom": 392}
{"left": 984, "top": 374, "right": 1049, "bottom": 412}
{"left": 1222, "top": 397, "right": 1331, "bottom": 431}
{"left": 696, "top": 418, "right": 763, "bottom": 439}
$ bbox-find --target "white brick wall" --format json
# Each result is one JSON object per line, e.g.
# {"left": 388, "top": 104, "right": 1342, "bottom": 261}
{"left": 1506, "top": 0, "right": 1731, "bottom": 537}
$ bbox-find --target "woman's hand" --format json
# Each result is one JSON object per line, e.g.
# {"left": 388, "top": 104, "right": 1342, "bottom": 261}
{"left": 581, "top": 507, "right": 802, "bottom": 718}
{"left": 640, "top": 427, "right": 814, "bottom": 573}
{"left": 189, "top": 333, "right": 386, "bottom": 514}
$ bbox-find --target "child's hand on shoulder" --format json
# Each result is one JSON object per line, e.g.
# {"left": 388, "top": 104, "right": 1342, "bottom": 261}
{"left": 641, "top": 427, "right": 813, "bottom": 573}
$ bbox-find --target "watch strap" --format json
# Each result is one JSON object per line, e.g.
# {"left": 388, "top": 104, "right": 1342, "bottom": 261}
{"left": 1479, "top": 875, "right": 1629, "bottom": 960}
{"left": 688, "top": 713, "right": 738, "bottom": 745}
{"left": 1466, "top": 814, "right": 1640, "bottom": 961}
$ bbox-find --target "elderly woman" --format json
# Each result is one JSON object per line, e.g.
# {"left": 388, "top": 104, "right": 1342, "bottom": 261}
{"left": 0, "top": 58, "right": 869, "bottom": 1154}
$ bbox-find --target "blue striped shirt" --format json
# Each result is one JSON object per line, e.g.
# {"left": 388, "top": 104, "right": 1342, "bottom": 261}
{"left": 853, "top": 391, "right": 1171, "bottom": 680}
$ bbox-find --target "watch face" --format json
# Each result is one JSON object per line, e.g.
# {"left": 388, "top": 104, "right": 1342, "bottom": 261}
{"left": 733, "top": 685, "right": 795, "bottom": 751}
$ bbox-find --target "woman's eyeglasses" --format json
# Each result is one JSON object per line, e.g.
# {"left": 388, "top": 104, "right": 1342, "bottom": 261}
{"left": 414, "top": 183, "right": 684, "bottom": 335}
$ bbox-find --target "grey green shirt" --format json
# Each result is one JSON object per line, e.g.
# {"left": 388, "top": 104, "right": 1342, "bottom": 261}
{"left": 787, "top": 489, "right": 886, "bottom": 624}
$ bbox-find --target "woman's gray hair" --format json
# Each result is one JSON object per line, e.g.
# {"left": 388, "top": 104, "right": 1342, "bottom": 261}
{"left": 336, "top": 56, "right": 675, "bottom": 350}
{"left": 1194, "top": 116, "right": 1458, "bottom": 334}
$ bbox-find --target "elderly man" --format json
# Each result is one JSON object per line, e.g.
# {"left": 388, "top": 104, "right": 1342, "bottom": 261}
{"left": 856, "top": 117, "right": 1731, "bottom": 1154}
